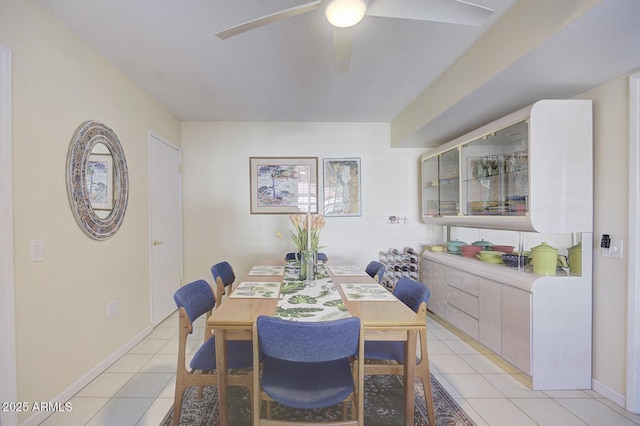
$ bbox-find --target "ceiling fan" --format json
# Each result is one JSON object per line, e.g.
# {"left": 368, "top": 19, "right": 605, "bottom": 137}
{"left": 214, "top": 0, "right": 494, "bottom": 73}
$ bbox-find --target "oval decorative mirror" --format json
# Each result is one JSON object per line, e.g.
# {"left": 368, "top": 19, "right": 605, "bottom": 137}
{"left": 66, "top": 121, "right": 129, "bottom": 240}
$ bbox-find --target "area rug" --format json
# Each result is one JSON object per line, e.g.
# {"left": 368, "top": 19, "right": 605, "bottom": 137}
{"left": 162, "top": 375, "right": 475, "bottom": 425}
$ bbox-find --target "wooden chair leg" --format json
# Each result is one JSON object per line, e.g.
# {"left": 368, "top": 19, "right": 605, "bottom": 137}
{"left": 172, "top": 387, "right": 184, "bottom": 426}
{"left": 247, "top": 377, "right": 254, "bottom": 416}
{"left": 418, "top": 331, "right": 436, "bottom": 426}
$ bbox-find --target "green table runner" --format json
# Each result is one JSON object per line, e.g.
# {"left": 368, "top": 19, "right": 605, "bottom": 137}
{"left": 275, "top": 262, "right": 350, "bottom": 322}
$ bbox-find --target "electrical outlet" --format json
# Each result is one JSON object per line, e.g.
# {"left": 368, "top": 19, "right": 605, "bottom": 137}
{"left": 602, "top": 238, "right": 623, "bottom": 259}
{"left": 107, "top": 301, "right": 118, "bottom": 318}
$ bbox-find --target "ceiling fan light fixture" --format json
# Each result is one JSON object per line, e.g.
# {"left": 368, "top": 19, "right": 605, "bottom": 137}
{"left": 324, "top": 0, "right": 367, "bottom": 28}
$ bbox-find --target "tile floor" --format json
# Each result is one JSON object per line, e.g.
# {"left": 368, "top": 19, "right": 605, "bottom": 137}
{"left": 40, "top": 312, "right": 640, "bottom": 426}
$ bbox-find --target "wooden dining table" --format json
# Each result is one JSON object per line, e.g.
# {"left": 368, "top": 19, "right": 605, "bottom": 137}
{"left": 207, "top": 262, "right": 424, "bottom": 426}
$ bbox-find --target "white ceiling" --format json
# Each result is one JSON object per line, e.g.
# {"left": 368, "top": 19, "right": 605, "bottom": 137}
{"left": 37, "top": 0, "right": 640, "bottom": 148}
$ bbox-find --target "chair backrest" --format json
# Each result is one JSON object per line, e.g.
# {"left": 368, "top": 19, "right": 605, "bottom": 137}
{"left": 256, "top": 316, "right": 361, "bottom": 362}
{"left": 210, "top": 261, "right": 235, "bottom": 288}
{"left": 365, "top": 260, "right": 386, "bottom": 283}
{"left": 392, "top": 277, "right": 431, "bottom": 313}
{"left": 317, "top": 252, "right": 328, "bottom": 263}
{"left": 285, "top": 252, "right": 298, "bottom": 261}
{"left": 173, "top": 279, "right": 216, "bottom": 326}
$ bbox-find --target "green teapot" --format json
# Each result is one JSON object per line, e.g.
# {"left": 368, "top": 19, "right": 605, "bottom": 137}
{"left": 531, "top": 242, "right": 558, "bottom": 276}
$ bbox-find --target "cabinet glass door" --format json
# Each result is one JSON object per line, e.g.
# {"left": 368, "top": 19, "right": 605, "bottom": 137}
{"left": 438, "top": 148, "right": 459, "bottom": 216}
{"left": 422, "top": 155, "right": 439, "bottom": 216}
{"left": 461, "top": 120, "right": 529, "bottom": 216}
{"left": 422, "top": 149, "right": 460, "bottom": 216}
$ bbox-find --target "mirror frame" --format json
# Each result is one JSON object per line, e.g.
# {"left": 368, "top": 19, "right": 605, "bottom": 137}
{"left": 66, "top": 121, "right": 129, "bottom": 240}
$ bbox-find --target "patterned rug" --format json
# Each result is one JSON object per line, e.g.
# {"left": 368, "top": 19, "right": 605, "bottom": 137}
{"left": 162, "top": 374, "right": 475, "bottom": 425}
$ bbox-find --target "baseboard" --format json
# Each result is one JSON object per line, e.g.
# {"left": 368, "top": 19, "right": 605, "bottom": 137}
{"left": 592, "top": 378, "right": 626, "bottom": 408}
{"left": 21, "top": 325, "right": 153, "bottom": 426}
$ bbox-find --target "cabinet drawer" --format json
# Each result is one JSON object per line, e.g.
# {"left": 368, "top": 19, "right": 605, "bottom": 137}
{"left": 502, "top": 286, "right": 531, "bottom": 375}
{"left": 424, "top": 262, "right": 446, "bottom": 318}
{"left": 446, "top": 304, "right": 478, "bottom": 340}
{"left": 478, "top": 278, "right": 502, "bottom": 355}
{"left": 446, "top": 268, "right": 479, "bottom": 296}
{"left": 446, "top": 285, "right": 479, "bottom": 319}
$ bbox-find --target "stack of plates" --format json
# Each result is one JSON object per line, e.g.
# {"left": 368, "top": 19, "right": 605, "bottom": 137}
{"left": 425, "top": 200, "right": 437, "bottom": 215}
{"left": 506, "top": 196, "right": 527, "bottom": 215}
{"left": 476, "top": 251, "right": 505, "bottom": 264}
{"left": 469, "top": 201, "right": 499, "bottom": 215}
{"left": 438, "top": 200, "right": 458, "bottom": 215}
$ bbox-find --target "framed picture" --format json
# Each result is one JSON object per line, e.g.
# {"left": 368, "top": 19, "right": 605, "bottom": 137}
{"left": 323, "top": 157, "right": 361, "bottom": 217}
{"left": 250, "top": 157, "right": 318, "bottom": 214}
{"left": 86, "top": 153, "right": 113, "bottom": 211}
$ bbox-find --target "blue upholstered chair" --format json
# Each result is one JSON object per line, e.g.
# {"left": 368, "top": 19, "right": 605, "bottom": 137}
{"left": 210, "top": 261, "right": 236, "bottom": 306}
{"left": 172, "top": 279, "right": 254, "bottom": 426}
{"left": 252, "top": 316, "right": 364, "bottom": 425}
{"left": 364, "top": 260, "right": 386, "bottom": 283}
{"left": 285, "top": 252, "right": 329, "bottom": 263}
{"left": 363, "top": 277, "right": 435, "bottom": 426}
{"left": 284, "top": 252, "right": 298, "bottom": 261}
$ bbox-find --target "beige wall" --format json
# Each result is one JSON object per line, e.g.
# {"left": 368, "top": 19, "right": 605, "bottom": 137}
{"left": 577, "top": 75, "right": 631, "bottom": 399}
{"left": 181, "top": 121, "right": 439, "bottom": 284}
{"left": 0, "top": 0, "right": 180, "bottom": 418}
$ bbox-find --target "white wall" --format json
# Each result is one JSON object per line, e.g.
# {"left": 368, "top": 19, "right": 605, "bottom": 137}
{"left": 181, "top": 121, "right": 439, "bottom": 284}
{"left": 0, "top": 0, "right": 181, "bottom": 420}
{"left": 576, "top": 75, "right": 631, "bottom": 400}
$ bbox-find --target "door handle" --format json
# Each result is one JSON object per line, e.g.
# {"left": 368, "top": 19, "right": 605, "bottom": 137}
{"left": 152, "top": 239, "right": 164, "bottom": 246}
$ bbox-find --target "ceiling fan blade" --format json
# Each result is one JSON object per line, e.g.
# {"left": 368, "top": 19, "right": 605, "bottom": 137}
{"left": 215, "top": 0, "right": 323, "bottom": 39}
{"left": 333, "top": 27, "right": 356, "bottom": 74}
{"left": 366, "top": 0, "right": 494, "bottom": 26}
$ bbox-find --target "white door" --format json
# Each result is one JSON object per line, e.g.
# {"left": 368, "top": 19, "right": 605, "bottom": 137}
{"left": 149, "top": 134, "right": 182, "bottom": 326}
{"left": 0, "top": 43, "right": 18, "bottom": 426}
{"left": 627, "top": 72, "right": 640, "bottom": 413}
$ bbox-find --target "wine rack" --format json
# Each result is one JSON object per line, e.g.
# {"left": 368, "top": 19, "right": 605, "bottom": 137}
{"left": 379, "top": 247, "right": 419, "bottom": 291}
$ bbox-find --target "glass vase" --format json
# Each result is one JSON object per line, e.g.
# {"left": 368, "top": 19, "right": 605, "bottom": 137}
{"left": 300, "top": 250, "right": 317, "bottom": 285}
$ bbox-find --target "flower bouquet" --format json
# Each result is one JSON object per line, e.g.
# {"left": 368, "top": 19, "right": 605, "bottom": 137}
{"left": 277, "top": 214, "right": 325, "bottom": 282}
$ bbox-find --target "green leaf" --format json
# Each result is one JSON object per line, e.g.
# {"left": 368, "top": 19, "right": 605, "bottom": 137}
{"left": 316, "top": 290, "right": 331, "bottom": 298}
{"left": 323, "top": 299, "right": 348, "bottom": 311}
{"left": 288, "top": 294, "right": 318, "bottom": 304}
{"left": 275, "top": 307, "right": 323, "bottom": 318}
{"left": 280, "top": 281, "right": 307, "bottom": 294}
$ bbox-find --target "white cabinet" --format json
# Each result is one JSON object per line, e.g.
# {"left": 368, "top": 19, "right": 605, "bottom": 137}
{"left": 478, "top": 278, "right": 502, "bottom": 356}
{"left": 423, "top": 260, "right": 446, "bottom": 317}
{"left": 419, "top": 99, "right": 592, "bottom": 390}
{"left": 422, "top": 251, "right": 592, "bottom": 390}
{"left": 421, "top": 100, "right": 593, "bottom": 233}
{"left": 501, "top": 285, "right": 531, "bottom": 375}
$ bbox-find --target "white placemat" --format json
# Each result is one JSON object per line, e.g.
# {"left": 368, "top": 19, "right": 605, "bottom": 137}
{"left": 340, "top": 283, "right": 396, "bottom": 301}
{"left": 248, "top": 265, "right": 285, "bottom": 276}
{"left": 328, "top": 265, "right": 369, "bottom": 276}
{"left": 230, "top": 282, "right": 281, "bottom": 298}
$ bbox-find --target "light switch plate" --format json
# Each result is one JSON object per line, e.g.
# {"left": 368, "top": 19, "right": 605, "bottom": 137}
{"left": 602, "top": 238, "right": 623, "bottom": 259}
{"left": 107, "top": 301, "right": 118, "bottom": 318}
{"left": 30, "top": 239, "right": 44, "bottom": 262}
